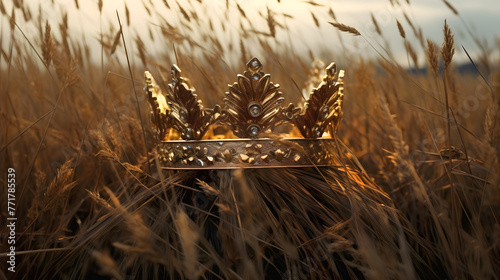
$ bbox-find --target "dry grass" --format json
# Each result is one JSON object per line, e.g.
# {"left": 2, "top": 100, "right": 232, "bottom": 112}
{"left": 426, "top": 39, "right": 439, "bottom": 77}
{"left": 396, "top": 19, "right": 406, "bottom": 39}
{"left": 328, "top": 22, "right": 361, "bottom": 36}
{"left": 1, "top": 1, "right": 499, "bottom": 279}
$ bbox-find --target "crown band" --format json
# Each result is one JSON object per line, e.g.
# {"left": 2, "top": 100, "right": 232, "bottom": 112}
{"left": 157, "top": 138, "right": 339, "bottom": 169}
{"left": 145, "top": 57, "right": 345, "bottom": 169}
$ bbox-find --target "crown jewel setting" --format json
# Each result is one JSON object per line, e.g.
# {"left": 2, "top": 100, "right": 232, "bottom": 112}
{"left": 145, "top": 57, "right": 344, "bottom": 169}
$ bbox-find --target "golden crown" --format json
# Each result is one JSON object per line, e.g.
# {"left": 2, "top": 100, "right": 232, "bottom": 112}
{"left": 145, "top": 57, "right": 344, "bottom": 169}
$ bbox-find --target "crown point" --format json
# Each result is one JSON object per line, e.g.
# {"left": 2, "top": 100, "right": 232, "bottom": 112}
{"left": 326, "top": 62, "right": 337, "bottom": 79}
{"left": 338, "top": 69, "right": 345, "bottom": 82}
{"left": 247, "top": 57, "right": 263, "bottom": 72}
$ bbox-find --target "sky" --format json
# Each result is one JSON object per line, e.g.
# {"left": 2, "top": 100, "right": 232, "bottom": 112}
{"left": 1, "top": 0, "right": 499, "bottom": 67}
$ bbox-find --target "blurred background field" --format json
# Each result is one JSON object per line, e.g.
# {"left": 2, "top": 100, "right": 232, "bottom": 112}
{"left": 1, "top": 0, "right": 499, "bottom": 279}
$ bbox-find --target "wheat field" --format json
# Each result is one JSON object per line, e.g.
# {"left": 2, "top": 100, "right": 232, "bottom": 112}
{"left": 1, "top": 0, "right": 499, "bottom": 279}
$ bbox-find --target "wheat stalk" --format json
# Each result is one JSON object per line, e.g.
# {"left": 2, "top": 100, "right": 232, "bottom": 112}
{"left": 371, "top": 13, "right": 381, "bottom": 35}
{"left": 110, "top": 30, "right": 121, "bottom": 55}
{"left": 328, "top": 7, "right": 336, "bottom": 20}
{"left": 311, "top": 11, "right": 320, "bottom": 27}
{"left": 177, "top": 2, "right": 190, "bottom": 22}
{"left": 125, "top": 3, "right": 130, "bottom": 26}
{"left": 442, "top": 0, "right": 459, "bottom": 15}
{"left": 396, "top": 20, "right": 406, "bottom": 39}
{"left": 267, "top": 7, "right": 276, "bottom": 37}
{"left": 441, "top": 20, "right": 455, "bottom": 69}
{"left": 329, "top": 22, "right": 361, "bottom": 36}
{"left": 9, "top": 7, "right": 15, "bottom": 31}
{"left": 236, "top": 3, "right": 246, "bottom": 18}
{"left": 41, "top": 20, "right": 53, "bottom": 66}
{"left": 0, "top": 1, "right": 6, "bottom": 15}
{"left": 426, "top": 39, "right": 439, "bottom": 77}
{"left": 240, "top": 39, "right": 247, "bottom": 63}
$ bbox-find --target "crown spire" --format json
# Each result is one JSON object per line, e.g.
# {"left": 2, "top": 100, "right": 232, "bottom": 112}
{"left": 222, "top": 57, "right": 284, "bottom": 138}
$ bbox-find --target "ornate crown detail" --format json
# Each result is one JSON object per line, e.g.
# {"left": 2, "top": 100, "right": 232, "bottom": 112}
{"left": 145, "top": 57, "right": 344, "bottom": 169}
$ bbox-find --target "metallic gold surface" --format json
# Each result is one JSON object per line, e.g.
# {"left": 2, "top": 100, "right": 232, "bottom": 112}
{"left": 157, "top": 138, "right": 339, "bottom": 169}
{"left": 145, "top": 57, "right": 345, "bottom": 169}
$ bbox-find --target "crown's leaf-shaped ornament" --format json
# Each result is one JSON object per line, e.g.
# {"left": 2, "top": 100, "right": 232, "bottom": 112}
{"left": 166, "top": 65, "right": 222, "bottom": 140}
{"left": 145, "top": 57, "right": 345, "bottom": 169}
{"left": 145, "top": 71, "right": 170, "bottom": 141}
{"left": 223, "top": 57, "right": 284, "bottom": 138}
{"left": 145, "top": 67, "right": 222, "bottom": 141}
{"left": 292, "top": 62, "right": 344, "bottom": 138}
